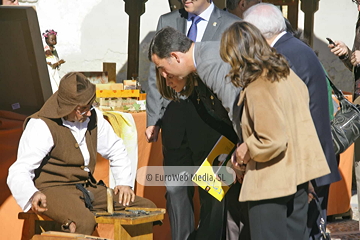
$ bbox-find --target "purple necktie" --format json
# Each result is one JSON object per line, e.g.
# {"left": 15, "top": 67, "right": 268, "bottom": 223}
{"left": 187, "top": 15, "right": 202, "bottom": 42}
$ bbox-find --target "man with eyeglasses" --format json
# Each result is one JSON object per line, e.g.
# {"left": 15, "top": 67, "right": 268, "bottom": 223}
{"left": 7, "top": 72, "right": 156, "bottom": 235}
{"left": 328, "top": 0, "right": 360, "bottom": 229}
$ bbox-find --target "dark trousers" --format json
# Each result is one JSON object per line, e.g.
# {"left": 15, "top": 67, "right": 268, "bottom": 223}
{"left": 41, "top": 184, "right": 156, "bottom": 235}
{"left": 248, "top": 183, "right": 308, "bottom": 240}
{"left": 225, "top": 181, "right": 251, "bottom": 240}
{"left": 307, "top": 184, "right": 330, "bottom": 239}
{"left": 165, "top": 183, "right": 226, "bottom": 240}
{"left": 163, "top": 135, "right": 225, "bottom": 240}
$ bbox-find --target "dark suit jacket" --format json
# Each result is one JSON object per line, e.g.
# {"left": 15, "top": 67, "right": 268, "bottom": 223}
{"left": 274, "top": 32, "right": 341, "bottom": 187}
{"left": 146, "top": 6, "right": 240, "bottom": 151}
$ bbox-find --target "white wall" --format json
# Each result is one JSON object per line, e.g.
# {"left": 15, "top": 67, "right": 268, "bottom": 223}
{"left": 19, "top": 0, "right": 358, "bottom": 93}
{"left": 20, "top": 0, "right": 170, "bottom": 92}
{"left": 299, "top": 1, "right": 357, "bottom": 92}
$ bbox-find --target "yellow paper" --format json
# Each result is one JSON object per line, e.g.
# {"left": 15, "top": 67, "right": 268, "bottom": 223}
{"left": 192, "top": 136, "right": 235, "bottom": 201}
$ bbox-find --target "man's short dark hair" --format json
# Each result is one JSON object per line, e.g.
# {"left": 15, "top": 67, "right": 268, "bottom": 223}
{"left": 148, "top": 26, "right": 193, "bottom": 61}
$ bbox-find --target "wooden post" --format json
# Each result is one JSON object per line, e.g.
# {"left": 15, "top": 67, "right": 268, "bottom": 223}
{"left": 103, "top": 62, "right": 116, "bottom": 83}
{"left": 300, "top": 0, "right": 319, "bottom": 47}
{"left": 287, "top": 0, "right": 299, "bottom": 30}
{"left": 124, "top": 0, "right": 148, "bottom": 80}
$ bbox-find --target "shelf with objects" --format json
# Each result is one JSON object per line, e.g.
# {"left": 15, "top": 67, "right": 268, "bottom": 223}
{"left": 83, "top": 65, "right": 146, "bottom": 113}
{"left": 96, "top": 83, "right": 146, "bottom": 113}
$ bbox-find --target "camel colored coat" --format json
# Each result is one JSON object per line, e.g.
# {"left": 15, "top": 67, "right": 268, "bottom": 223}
{"left": 238, "top": 70, "right": 331, "bottom": 202}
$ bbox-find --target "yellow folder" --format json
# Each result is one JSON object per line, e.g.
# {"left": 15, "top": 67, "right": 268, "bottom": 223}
{"left": 192, "top": 136, "right": 236, "bottom": 201}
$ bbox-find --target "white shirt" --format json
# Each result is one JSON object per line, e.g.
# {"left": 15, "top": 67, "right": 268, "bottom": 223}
{"left": 186, "top": 2, "right": 214, "bottom": 42}
{"left": 7, "top": 108, "right": 132, "bottom": 211}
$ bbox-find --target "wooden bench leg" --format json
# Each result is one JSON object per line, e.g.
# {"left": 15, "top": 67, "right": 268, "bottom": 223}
{"left": 19, "top": 212, "right": 61, "bottom": 240}
{"left": 113, "top": 219, "right": 153, "bottom": 240}
{"left": 25, "top": 215, "right": 37, "bottom": 240}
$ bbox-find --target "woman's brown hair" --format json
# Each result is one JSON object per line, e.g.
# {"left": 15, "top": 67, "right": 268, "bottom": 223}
{"left": 155, "top": 68, "right": 195, "bottom": 101}
{"left": 220, "top": 21, "right": 290, "bottom": 88}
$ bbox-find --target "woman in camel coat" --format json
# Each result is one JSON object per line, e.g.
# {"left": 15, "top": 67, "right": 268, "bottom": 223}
{"left": 220, "top": 21, "right": 331, "bottom": 240}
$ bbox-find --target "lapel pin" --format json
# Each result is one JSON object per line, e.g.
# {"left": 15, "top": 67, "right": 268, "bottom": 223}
{"left": 213, "top": 22, "right": 217, "bottom": 26}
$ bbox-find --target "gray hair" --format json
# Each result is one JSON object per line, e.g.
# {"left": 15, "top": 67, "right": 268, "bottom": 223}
{"left": 243, "top": 3, "right": 286, "bottom": 39}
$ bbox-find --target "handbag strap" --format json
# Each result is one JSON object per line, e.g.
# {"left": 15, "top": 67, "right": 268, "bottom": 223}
{"left": 327, "top": 76, "right": 360, "bottom": 112}
{"left": 309, "top": 192, "right": 330, "bottom": 239}
{"left": 326, "top": 75, "right": 345, "bottom": 101}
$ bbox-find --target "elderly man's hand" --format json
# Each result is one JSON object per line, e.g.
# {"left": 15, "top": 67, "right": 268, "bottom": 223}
{"left": 114, "top": 185, "right": 135, "bottom": 206}
{"left": 31, "top": 191, "right": 48, "bottom": 213}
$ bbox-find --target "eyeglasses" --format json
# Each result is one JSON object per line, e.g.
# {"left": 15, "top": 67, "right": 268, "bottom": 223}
{"left": 353, "top": 0, "right": 360, "bottom": 5}
{"left": 79, "top": 106, "right": 95, "bottom": 116}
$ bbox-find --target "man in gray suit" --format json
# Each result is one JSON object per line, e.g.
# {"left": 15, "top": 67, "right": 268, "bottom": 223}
{"left": 149, "top": 31, "right": 244, "bottom": 240}
{"left": 149, "top": 27, "right": 238, "bottom": 123}
{"left": 145, "top": 1, "right": 239, "bottom": 239}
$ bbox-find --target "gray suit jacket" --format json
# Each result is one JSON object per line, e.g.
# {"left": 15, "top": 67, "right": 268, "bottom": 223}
{"left": 146, "top": 6, "right": 240, "bottom": 127}
{"left": 194, "top": 41, "right": 242, "bottom": 136}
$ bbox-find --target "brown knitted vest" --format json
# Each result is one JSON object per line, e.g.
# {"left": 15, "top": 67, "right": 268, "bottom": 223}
{"left": 24, "top": 111, "right": 98, "bottom": 190}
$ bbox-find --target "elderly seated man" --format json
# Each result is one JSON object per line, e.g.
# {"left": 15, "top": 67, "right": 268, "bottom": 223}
{"left": 7, "top": 72, "right": 156, "bottom": 235}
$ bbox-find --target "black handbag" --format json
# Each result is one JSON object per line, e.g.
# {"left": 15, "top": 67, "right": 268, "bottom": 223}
{"left": 328, "top": 76, "right": 360, "bottom": 155}
{"left": 309, "top": 192, "right": 331, "bottom": 240}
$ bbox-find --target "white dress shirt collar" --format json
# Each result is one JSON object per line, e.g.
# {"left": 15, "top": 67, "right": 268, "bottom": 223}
{"left": 187, "top": 2, "right": 214, "bottom": 22}
{"left": 270, "top": 31, "right": 287, "bottom": 47}
{"left": 187, "top": 2, "right": 214, "bottom": 42}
